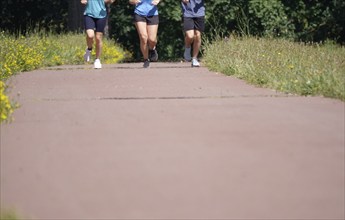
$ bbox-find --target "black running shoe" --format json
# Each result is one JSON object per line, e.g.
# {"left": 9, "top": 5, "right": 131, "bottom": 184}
{"left": 149, "top": 48, "right": 158, "bottom": 62}
{"left": 143, "top": 59, "right": 150, "bottom": 68}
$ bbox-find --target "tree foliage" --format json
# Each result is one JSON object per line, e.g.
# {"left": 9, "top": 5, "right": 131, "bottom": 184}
{"left": 1, "top": 0, "right": 344, "bottom": 60}
{"left": 1, "top": 0, "right": 69, "bottom": 33}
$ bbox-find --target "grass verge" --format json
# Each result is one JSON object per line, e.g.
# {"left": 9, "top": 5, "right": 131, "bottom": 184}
{"left": 0, "top": 31, "right": 129, "bottom": 123}
{"left": 0, "top": 209, "right": 19, "bottom": 220}
{"left": 203, "top": 36, "right": 345, "bottom": 101}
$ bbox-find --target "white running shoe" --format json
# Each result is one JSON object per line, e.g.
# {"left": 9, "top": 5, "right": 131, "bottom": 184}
{"left": 94, "top": 59, "right": 102, "bottom": 69}
{"left": 84, "top": 48, "right": 91, "bottom": 62}
{"left": 184, "top": 47, "right": 192, "bottom": 61}
{"left": 191, "top": 58, "right": 200, "bottom": 67}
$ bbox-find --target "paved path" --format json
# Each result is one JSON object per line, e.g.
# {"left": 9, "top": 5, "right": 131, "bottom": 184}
{"left": 1, "top": 63, "right": 344, "bottom": 219}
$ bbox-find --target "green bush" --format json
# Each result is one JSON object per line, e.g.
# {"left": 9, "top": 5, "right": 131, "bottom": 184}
{"left": 1, "top": 0, "right": 344, "bottom": 62}
{"left": 0, "top": 81, "right": 15, "bottom": 122}
{"left": 248, "top": 0, "right": 295, "bottom": 38}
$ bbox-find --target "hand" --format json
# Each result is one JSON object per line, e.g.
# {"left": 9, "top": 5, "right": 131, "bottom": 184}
{"left": 81, "top": 0, "right": 87, "bottom": 4}
{"left": 182, "top": 0, "right": 189, "bottom": 3}
{"left": 129, "top": 0, "right": 141, "bottom": 5}
{"left": 152, "top": 0, "right": 160, "bottom": 5}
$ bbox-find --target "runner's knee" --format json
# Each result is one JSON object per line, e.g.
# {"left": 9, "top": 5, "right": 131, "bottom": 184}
{"left": 148, "top": 37, "right": 157, "bottom": 45}
{"left": 95, "top": 34, "right": 102, "bottom": 41}
{"left": 195, "top": 30, "right": 201, "bottom": 38}
{"left": 140, "top": 34, "right": 148, "bottom": 43}
{"left": 185, "top": 32, "right": 194, "bottom": 41}
{"left": 86, "top": 31, "right": 95, "bottom": 39}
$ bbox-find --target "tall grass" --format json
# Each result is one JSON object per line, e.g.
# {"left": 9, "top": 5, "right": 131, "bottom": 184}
{"left": 203, "top": 36, "right": 345, "bottom": 101}
{"left": 0, "top": 31, "right": 128, "bottom": 81}
{"left": 0, "top": 31, "right": 129, "bottom": 123}
{"left": 0, "top": 209, "right": 19, "bottom": 220}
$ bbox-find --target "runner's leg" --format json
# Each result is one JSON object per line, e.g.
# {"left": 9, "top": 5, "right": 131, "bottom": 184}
{"left": 147, "top": 24, "right": 158, "bottom": 50}
{"left": 86, "top": 29, "right": 95, "bottom": 49}
{"left": 94, "top": 17, "right": 107, "bottom": 60}
{"left": 95, "top": 32, "right": 103, "bottom": 59}
{"left": 135, "top": 22, "right": 149, "bottom": 60}
{"left": 192, "top": 30, "right": 201, "bottom": 58}
{"left": 185, "top": 30, "right": 194, "bottom": 48}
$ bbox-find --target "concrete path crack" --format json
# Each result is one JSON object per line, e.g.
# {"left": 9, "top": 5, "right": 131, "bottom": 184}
{"left": 35, "top": 94, "right": 292, "bottom": 102}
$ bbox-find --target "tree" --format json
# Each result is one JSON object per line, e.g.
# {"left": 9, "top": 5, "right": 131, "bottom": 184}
{"left": 68, "top": 0, "right": 85, "bottom": 32}
{"left": 1, "top": 0, "right": 343, "bottom": 60}
{"left": 0, "top": 0, "right": 68, "bottom": 34}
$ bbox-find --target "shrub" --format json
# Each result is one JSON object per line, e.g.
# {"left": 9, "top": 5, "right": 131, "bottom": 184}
{"left": 0, "top": 81, "right": 15, "bottom": 123}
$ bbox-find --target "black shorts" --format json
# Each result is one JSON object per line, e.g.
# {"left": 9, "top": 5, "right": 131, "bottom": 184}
{"left": 133, "top": 14, "right": 159, "bottom": 25}
{"left": 84, "top": 15, "right": 107, "bottom": 33}
{"left": 183, "top": 16, "right": 205, "bottom": 32}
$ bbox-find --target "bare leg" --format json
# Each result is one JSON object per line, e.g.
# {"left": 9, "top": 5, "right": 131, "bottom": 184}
{"left": 192, "top": 30, "right": 202, "bottom": 58}
{"left": 183, "top": 30, "right": 194, "bottom": 61}
{"left": 135, "top": 22, "right": 149, "bottom": 60}
{"left": 184, "top": 30, "right": 194, "bottom": 48}
{"left": 86, "top": 29, "right": 95, "bottom": 49}
{"left": 147, "top": 24, "right": 158, "bottom": 50}
{"left": 95, "top": 32, "right": 103, "bottom": 59}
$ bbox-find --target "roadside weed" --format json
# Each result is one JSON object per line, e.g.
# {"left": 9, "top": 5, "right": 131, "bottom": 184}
{"left": 0, "top": 31, "right": 127, "bottom": 123}
{"left": 204, "top": 37, "right": 345, "bottom": 100}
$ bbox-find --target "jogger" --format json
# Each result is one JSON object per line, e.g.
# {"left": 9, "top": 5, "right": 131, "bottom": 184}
{"left": 129, "top": 0, "right": 160, "bottom": 68}
{"left": 81, "top": 0, "right": 115, "bottom": 69}
{"left": 181, "top": 0, "right": 205, "bottom": 67}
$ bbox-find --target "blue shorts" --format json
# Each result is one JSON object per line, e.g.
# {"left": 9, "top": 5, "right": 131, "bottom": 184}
{"left": 84, "top": 15, "right": 107, "bottom": 33}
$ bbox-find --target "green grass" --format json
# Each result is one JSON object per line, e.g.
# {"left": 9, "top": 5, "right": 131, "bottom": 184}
{"left": 203, "top": 36, "right": 345, "bottom": 101}
{"left": 0, "top": 31, "right": 129, "bottom": 123}
{"left": 0, "top": 210, "right": 19, "bottom": 220}
{"left": 0, "top": 31, "right": 129, "bottom": 81}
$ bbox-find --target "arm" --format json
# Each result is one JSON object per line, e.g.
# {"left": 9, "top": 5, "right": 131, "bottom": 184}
{"left": 105, "top": 0, "right": 116, "bottom": 3}
{"left": 152, "top": 0, "right": 160, "bottom": 6}
{"left": 81, "top": 0, "right": 87, "bottom": 5}
{"left": 129, "top": 0, "right": 141, "bottom": 5}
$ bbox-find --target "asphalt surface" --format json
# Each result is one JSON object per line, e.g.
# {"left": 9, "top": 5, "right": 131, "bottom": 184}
{"left": 1, "top": 62, "right": 344, "bottom": 219}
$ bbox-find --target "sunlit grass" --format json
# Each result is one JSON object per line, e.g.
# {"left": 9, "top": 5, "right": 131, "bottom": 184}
{"left": 0, "top": 31, "right": 129, "bottom": 123}
{"left": 0, "top": 209, "right": 19, "bottom": 220}
{"left": 0, "top": 31, "right": 128, "bottom": 81}
{"left": 203, "top": 36, "right": 345, "bottom": 101}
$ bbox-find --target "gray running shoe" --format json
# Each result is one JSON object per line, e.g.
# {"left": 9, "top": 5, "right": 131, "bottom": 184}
{"left": 149, "top": 48, "right": 158, "bottom": 62}
{"left": 191, "top": 58, "right": 200, "bottom": 67}
{"left": 184, "top": 47, "right": 192, "bottom": 61}
{"left": 143, "top": 59, "right": 150, "bottom": 68}
{"left": 84, "top": 48, "right": 91, "bottom": 62}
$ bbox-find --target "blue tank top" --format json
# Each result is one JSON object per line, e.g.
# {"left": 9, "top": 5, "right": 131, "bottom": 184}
{"left": 134, "top": 0, "right": 158, "bottom": 16}
{"left": 181, "top": 0, "right": 205, "bottom": 17}
{"left": 84, "top": 0, "right": 107, "bottom": 19}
